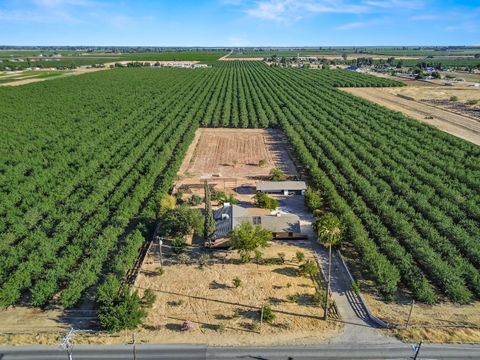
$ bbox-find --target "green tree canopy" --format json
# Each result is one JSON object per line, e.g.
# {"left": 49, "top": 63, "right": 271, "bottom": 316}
{"left": 315, "top": 212, "right": 342, "bottom": 247}
{"left": 269, "top": 167, "right": 287, "bottom": 181}
{"left": 98, "top": 290, "right": 146, "bottom": 332}
{"left": 158, "top": 205, "right": 203, "bottom": 238}
{"left": 254, "top": 192, "right": 278, "bottom": 210}
{"left": 229, "top": 221, "right": 272, "bottom": 263}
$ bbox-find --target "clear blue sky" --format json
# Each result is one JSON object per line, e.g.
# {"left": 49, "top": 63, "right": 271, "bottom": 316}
{"left": 0, "top": 0, "right": 479, "bottom": 46}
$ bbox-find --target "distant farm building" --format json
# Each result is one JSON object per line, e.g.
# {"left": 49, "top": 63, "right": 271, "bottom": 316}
{"left": 256, "top": 181, "right": 307, "bottom": 195}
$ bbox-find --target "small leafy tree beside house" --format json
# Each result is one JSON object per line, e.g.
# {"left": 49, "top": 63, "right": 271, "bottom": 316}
{"left": 157, "top": 206, "right": 203, "bottom": 238}
{"left": 229, "top": 221, "right": 272, "bottom": 263}
{"left": 254, "top": 192, "right": 278, "bottom": 210}
{"left": 204, "top": 180, "right": 216, "bottom": 245}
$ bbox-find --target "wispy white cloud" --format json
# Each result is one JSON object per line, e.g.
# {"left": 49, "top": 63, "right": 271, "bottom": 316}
{"left": 0, "top": 0, "right": 143, "bottom": 27}
{"left": 337, "top": 21, "right": 368, "bottom": 30}
{"left": 409, "top": 14, "right": 438, "bottom": 21}
{"left": 32, "top": 0, "right": 93, "bottom": 7}
{"left": 364, "top": 0, "right": 423, "bottom": 10}
{"left": 0, "top": 8, "right": 80, "bottom": 23}
{"left": 238, "top": 0, "right": 427, "bottom": 23}
{"left": 244, "top": 0, "right": 371, "bottom": 22}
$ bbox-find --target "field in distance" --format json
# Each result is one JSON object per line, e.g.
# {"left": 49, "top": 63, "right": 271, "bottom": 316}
{"left": 340, "top": 86, "right": 480, "bottom": 145}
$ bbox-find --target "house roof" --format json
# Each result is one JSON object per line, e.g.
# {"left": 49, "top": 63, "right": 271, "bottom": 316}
{"left": 256, "top": 181, "right": 307, "bottom": 192}
{"left": 212, "top": 204, "right": 301, "bottom": 240}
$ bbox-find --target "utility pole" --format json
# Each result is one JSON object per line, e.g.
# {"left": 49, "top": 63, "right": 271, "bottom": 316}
{"left": 260, "top": 304, "right": 264, "bottom": 333}
{"left": 59, "top": 327, "right": 75, "bottom": 360}
{"left": 324, "top": 244, "right": 332, "bottom": 320}
{"left": 132, "top": 332, "right": 137, "bottom": 360}
{"left": 156, "top": 236, "right": 163, "bottom": 267}
{"left": 406, "top": 300, "right": 415, "bottom": 328}
{"left": 413, "top": 340, "right": 422, "bottom": 360}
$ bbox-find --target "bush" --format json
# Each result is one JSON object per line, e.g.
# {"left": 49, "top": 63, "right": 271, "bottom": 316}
{"left": 141, "top": 288, "right": 156, "bottom": 308}
{"left": 305, "top": 188, "right": 323, "bottom": 211}
{"left": 254, "top": 250, "right": 263, "bottom": 264}
{"left": 171, "top": 237, "right": 186, "bottom": 254}
{"left": 295, "top": 251, "right": 305, "bottom": 263}
{"left": 232, "top": 277, "right": 242, "bottom": 288}
{"left": 258, "top": 159, "right": 267, "bottom": 167}
{"left": 254, "top": 192, "right": 278, "bottom": 210}
{"left": 450, "top": 96, "right": 458, "bottom": 102}
{"left": 352, "top": 280, "right": 361, "bottom": 296}
{"left": 156, "top": 267, "right": 165, "bottom": 276}
{"left": 188, "top": 194, "right": 203, "bottom": 206}
{"left": 178, "top": 253, "right": 190, "bottom": 264}
{"left": 260, "top": 305, "right": 276, "bottom": 323}
{"left": 222, "top": 194, "right": 238, "bottom": 205}
{"left": 215, "top": 323, "right": 226, "bottom": 332}
{"left": 466, "top": 99, "right": 478, "bottom": 105}
{"left": 211, "top": 190, "right": 225, "bottom": 201}
{"left": 299, "top": 260, "right": 319, "bottom": 277}
{"left": 168, "top": 299, "right": 184, "bottom": 306}
{"left": 286, "top": 293, "right": 299, "bottom": 303}
{"left": 277, "top": 252, "right": 286, "bottom": 264}
{"left": 98, "top": 290, "right": 146, "bottom": 332}
{"left": 198, "top": 253, "right": 210, "bottom": 268}
{"left": 269, "top": 167, "right": 287, "bottom": 181}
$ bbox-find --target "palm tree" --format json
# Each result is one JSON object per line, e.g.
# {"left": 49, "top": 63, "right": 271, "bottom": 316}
{"left": 315, "top": 212, "right": 342, "bottom": 320}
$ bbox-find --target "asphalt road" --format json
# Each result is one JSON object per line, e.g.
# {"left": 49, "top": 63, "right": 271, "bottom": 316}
{"left": 1, "top": 344, "right": 480, "bottom": 360}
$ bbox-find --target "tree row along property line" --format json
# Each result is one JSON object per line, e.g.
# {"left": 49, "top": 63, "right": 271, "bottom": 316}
{"left": 0, "top": 62, "right": 479, "bottom": 308}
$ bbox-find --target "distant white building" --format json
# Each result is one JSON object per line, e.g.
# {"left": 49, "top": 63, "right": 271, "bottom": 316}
{"left": 256, "top": 181, "right": 307, "bottom": 196}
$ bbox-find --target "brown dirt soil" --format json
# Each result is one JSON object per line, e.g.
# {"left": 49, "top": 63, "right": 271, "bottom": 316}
{"left": 0, "top": 308, "right": 67, "bottom": 333}
{"left": 130, "top": 242, "right": 339, "bottom": 346}
{"left": 340, "top": 87, "right": 480, "bottom": 145}
{"left": 175, "top": 128, "right": 299, "bottom": 196}
{"left": 388, "top": 86, "right": 480, "bottom": 103}
{"left": 364, "top": 293, "right": 480, "bottom": 343}
{"left": 0, "top": 67, "right": 108, "bottom": 87}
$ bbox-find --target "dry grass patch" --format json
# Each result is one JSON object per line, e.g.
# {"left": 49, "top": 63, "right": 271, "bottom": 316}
{"left": 364, "top": 293, "right": 480, "bottom": 343}
{"left": 131, "top": 243, "right": 339, "bottom": 346}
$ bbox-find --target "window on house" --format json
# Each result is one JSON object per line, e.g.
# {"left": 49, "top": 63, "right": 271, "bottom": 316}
{"left": 253, "top": 216, "right": 261, "bottom": 225}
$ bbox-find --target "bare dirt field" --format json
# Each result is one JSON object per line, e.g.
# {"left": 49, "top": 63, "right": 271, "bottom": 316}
{"left": 0, "top": 67, "right": 109, "bottom": 87}
{"left": 220, "top": 57, "right": 264, "bottom": 61}
{"left": 341, "top": 87, "right": 480, "bottom": 145}
{"left": 176, "top": 128, "right": 299, "bottom": 196}
{"left": 364, "top": 294, "right": 480, "bottom": 343}
{"left": 126, "top": 242, "right": 339, "bottom": 346}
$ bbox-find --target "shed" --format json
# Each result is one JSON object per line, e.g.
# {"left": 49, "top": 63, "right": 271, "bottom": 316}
{"left": 256, "top": 181, "right": 307, "bottom": 195}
